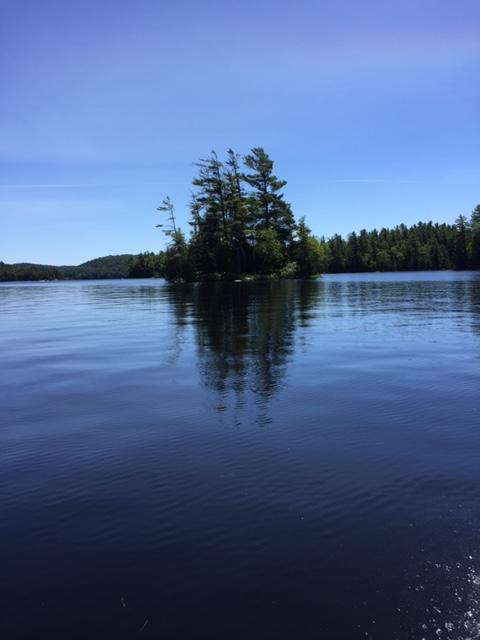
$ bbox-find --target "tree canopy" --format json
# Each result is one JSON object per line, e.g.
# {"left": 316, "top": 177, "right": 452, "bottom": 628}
{"left": 321, "top": 214, "right": 480, "bottom": 273}
{"left": 148, "top": 147, "right": 324, "bottom": 281}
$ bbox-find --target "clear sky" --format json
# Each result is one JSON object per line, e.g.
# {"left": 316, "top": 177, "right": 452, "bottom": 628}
{"left": 1, "top": 0, "right": 479, "bottom": 264}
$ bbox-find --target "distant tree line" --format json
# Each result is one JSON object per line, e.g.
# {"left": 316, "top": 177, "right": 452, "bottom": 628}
{"left": 322, "top": 209, "right": 480, "bottom": 273}
{"left": 0, "top": 255, "right": 132, "bottom": 282}
{"left": 0, "top": 262, "right": 63, "bottom": 281}
{"left": 129, "top": 208, "right": 480, "bottom": 279}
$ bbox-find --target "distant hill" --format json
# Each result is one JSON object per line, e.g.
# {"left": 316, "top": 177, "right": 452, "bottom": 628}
{"left": 68, "top": 255, "right": 134, "bottom": 279}
{"left": 0, "top": 254, "right": 135, "bottom": 281}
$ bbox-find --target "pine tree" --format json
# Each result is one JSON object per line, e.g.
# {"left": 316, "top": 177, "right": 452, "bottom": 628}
{"left": 192, "top": 151, "right": 229, "bottom": 241}
{"left": 191, "top": 151, "right": 230, "bottom": 272}
{"left": 224, "top": 149, "right": 250, "bottom": 272}
{"left": 293, "top": 217, "right": 324, "bottom": 276}
{"left": 243, "top": 147, "right": 295, "bottom": 246}
{"left": 454, "top": 215, "right": 469, "bottom": 269}
{"left": 156, "top": 196, "right": 178, "bottom": 240}
{"left": 471, "top": 204, "right": 480, "bottom": 225}
{"left": 470, "top": 205, "right": 480, "bottom": 269}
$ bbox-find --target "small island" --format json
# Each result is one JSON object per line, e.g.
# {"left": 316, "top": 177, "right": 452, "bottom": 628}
{"left": 145, "top": 147, "right": 325, "bottom": 282}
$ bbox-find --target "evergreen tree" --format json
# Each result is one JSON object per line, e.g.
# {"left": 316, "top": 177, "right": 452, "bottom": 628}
{"left": 454, "top": 215, "right": 469, "bottom": 269}
{"left": 156, "top": 196, "right": 178, "bottom": 239}
{"left": 293, "top": 218, "right": 325, "bottom": 276}
{"left": 470, "top": 205, "right": 480, "bottom": 269}
{"left": 224, "top": 149, "right": 250, "bottom": 273}
{"left": 328, "top": 234, "right": 347, "bottom": 272}
{"left": 191, "top": 151, "right": 231, "bottom": 272}
{"left": 254, "top": 229, "right": 284, "bottom": 274}
{"left": 471, "top": 204, "right": 480, "bottom": 225}
{"left": 129, "top": 252, "right": 165, "bottom": 278}
{"left": 156, "top": 196, "right": 193, "bottom": 280}
{"left": 346, "top": 232, "right": 361, "bottom": 272}
{"left": 243, "top": 147, "right": 295, "bottom": 246}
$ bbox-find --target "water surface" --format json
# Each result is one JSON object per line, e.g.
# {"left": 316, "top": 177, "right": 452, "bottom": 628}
{"left": 1, "top": 272, "right": 480, "bottom": 639}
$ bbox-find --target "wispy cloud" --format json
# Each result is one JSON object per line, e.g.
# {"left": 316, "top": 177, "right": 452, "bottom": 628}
{"left": 0, "top": 183, "right": 97, "bottom": 189}
{"left": 322, "top": 179, "right": 423, "bottom": 184}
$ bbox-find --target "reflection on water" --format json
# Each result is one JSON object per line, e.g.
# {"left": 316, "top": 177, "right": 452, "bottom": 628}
{"left": 1, "top": 272, "right": 480, "bottom": 640}
{"left": 165, "top": 280, "right": 323, "bottom": 422}
{"left": 470, "top": 278, "right": 480, "bottom": 335}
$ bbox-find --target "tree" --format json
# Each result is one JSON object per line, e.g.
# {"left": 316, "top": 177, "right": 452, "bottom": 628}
{"left": 328, "top": 234, "right": 347, "bottom": 272}
{"left": 346, "top": 232, "right": 361, "bottom": 272}
{"left": 156, "top": 196, "right": 178, "bottom": 239}
{"left": 243, "top": 147, "right": 295, "bottom": 246}
{"left": 129, "top": 252, "right": 165, "bottom": 278}
{"left": 471, "top": 204, "right": 480, "bottom": 226}
{"left": 454, "top": 215, "right": 469, "bottom": 269}
{"left": 156, "top": 196, "right": 195, "bottom": 280}
{"left": 293, "top": 218, "right": 325, "bottom": 276}
{"left": 254, "top": 229, "right": 284, "bottom": 274}
{"left": 224, "top": 149, "right": 250, "bottom": 273}
{"left": 470, "top": 205, "right": 480, "bottom": 269}
{"left": 191, "top": 151, "right": 232, "bottom": 272}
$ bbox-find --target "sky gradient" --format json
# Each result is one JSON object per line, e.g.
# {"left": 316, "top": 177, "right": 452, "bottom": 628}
{"left": 1, "top": 0, "right": 479, "bottom": 264}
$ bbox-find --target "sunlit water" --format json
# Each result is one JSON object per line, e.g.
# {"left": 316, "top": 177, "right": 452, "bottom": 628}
{"left": 1, "top": 272, "right": 480, "bottom": 639}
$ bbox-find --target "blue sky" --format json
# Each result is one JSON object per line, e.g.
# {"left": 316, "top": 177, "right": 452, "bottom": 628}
{"left": 1, "top": 0, "right": 479, "bottom": 264}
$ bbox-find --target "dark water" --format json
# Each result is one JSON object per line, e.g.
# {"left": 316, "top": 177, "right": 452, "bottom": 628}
{"left": 1, "top": 272, "right": 480, "bottom": 640}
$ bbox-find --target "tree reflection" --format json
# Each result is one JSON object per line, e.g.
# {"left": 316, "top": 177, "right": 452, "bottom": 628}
{"left": 165, "top": 280, "right": 323, "bottom": 419}
{"left": 468, "top": 274, "right": 480, "bottom": 335}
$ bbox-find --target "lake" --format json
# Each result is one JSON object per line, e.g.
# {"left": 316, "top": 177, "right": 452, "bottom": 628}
{"left": 1, "top": 272, "right": 480, "bottom": 639}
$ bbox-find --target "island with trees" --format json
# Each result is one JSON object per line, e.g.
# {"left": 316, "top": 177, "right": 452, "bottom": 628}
{"left": 146, "top": 147, "right": 325, "bottom": 281}
{"left": 1, "top": 147, "right": 479, "bottom": 282}
{"left": 131, "top": 146, "right": 480, "bottom": 281}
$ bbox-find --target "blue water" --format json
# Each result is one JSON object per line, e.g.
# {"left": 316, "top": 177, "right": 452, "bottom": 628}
{"left": 1, "top": 272, "right": 480, "bottom": 639}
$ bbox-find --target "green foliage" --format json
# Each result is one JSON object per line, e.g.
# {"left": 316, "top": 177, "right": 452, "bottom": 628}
{"left": 163, "top": 230, "right": 196, "bottom": 281}
{"left": 471, "top": 205, "right": 480, "bottom": 226}
{"left": 470, "top": 205, "right": 480, "bottom": 269}
{"left": 254, "top": 228, "right": 284, "bottom": 274}
{"left": 471, "top": 225, "right": 480, "bottom": 269}
{"left": 243, "top": 147, "right": 295, "bottom": 245}
{"left": 0, "top": 262, "right": 62, "bottom": 281}
{"left": 293, "top": 218, "right": 326, "bottom": 276}
{"left": 158, "top": 147, "right": 299, "bottom": 280}
{"left": 129, "top": 252, "right": 165, "bottom": 278}
{"left": 321, "top": 207, "right": 480, "bottom": 273}
{"left": 156, "top": 196, "right": 178, "bottom": 238}
{"left": 73, "top": 255, "right": 133, "bottom": 279}
{"left": 278, "top": 261, "right": 299, "bottom": 279}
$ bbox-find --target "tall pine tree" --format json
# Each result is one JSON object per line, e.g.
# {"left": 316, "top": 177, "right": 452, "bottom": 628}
{"left": 243, "top": 147, "right": 295, "bottom": 246}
